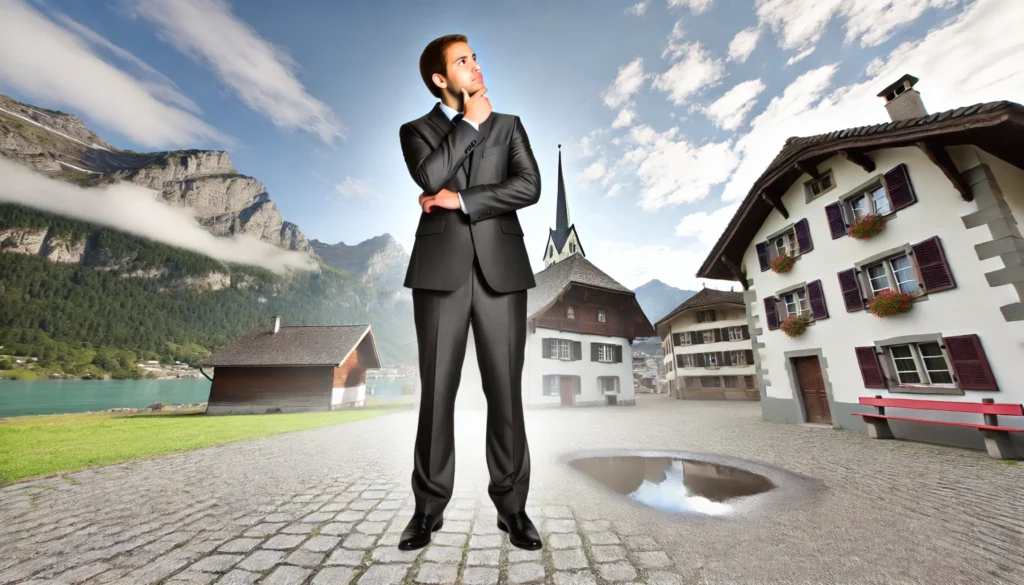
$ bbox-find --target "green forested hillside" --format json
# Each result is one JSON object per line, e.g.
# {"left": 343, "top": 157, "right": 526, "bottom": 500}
{"left": 0, "top": 203, "right": 415, "bottom": 379}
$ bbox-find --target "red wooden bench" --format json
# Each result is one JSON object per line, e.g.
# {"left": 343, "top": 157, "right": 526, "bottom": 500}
{"left": 854, "top": 396, "right": 1023, "bottom": 460}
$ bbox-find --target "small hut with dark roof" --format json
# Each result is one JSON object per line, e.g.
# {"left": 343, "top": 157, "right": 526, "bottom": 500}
{"left": 197, "top": 317, "right": 382, "bottom": 415}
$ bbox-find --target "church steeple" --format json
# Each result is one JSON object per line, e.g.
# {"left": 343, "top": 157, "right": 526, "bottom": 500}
{"left": 543, "top": 144, "right": 585, "bottom": 268}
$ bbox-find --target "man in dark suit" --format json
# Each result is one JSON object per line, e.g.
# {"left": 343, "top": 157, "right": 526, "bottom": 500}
{"left": 396, "top": 33, "right": 542, "bottom": 551}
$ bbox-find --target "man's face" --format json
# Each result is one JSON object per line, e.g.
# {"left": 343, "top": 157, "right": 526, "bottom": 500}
{"left": 437, "top": 41, "right": 484, "bottom": 98}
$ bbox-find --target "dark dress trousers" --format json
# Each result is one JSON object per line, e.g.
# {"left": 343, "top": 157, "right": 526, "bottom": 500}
{"left": 398, "top": 102, "right": 541, "bottom": 516}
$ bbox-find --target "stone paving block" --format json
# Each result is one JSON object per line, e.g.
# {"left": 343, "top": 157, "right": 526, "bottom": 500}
{"left": 552, "top": 548, "right": 589, "bottom": 570}
{"left": 596, "top": 562, "right": 636, "bottom": 583}
{"left": 213, "top": 569, "right": 261, "bottom": 585}
{"left": 423, "top": 545, "right": 463, "bottom": 564}
{"left": 188, "top": 554, "right": 242, "bottom": 573}
{"left": 356, "top": 563, "right": 410, "bottom": 585}
{"left": 414, "top": 562, "right": 459, "bottom": 584}
{"left": 355, "top": 521, "right": 387, "bottom": 534}
{"left": 437, "top": 520, "right": 471, "bottom": 533}
{"left": 432, "top": 532, "right": 468, "bottom": 547}
{"left": 320, "top": 522, "right": 354, "bottom": 536}
{"left": 301, "top": 512, "right": 335, "bottom": 523}
{"left": 284, "top": 548, "right": 324, "bottom": 567}
{"left": 508, "top": 562, "right": 546, "bottom": 584}
{"left": 243, "top": 522, "right": 285, "bottom": 538}
{"left": 164, "top": 569, "right": 218, "bottom": 584}
{"left": 377, "top": 533, "right": 400, "bottom": 546}
{"left": 319, "top": 503, "right": 347, "bottom": 512}
{"left": 217, "top": 538, "right": 262, "bottom": 554}
{"left": 586, "top": 531, "right": 620, "bottom": 545}
{"left": 262, "top": 535, "right": 305, "bottom": 550}
{"left": 371, "top": 546, "right": 421, "bottom": 563}
{"left": 462, "top": 567, "right": 500, "bottom": 585}
{"left": 293, "top": 495, "right": 315, "bottom": 503}
{"left": 591, "top": 545, "right": 626, "bottom": 563}
{"left": 647, "top": 571, "right": 684, "bottom": 585}
{"left": 507, "top": 549, "right": 543, "bottom": 563}
{"left": 310, "top": 566, "right": 356, "bottom": 585}
{"left": 612, "top": 522, "right": 643, "bottom": 536}
{"left": 580, "top": 520, "right": 612, "bottom": 532}
{"left": 237, "top": 549, "right": 285, "bottom": 572}
{"left": 466, "top": 548, "right": 500, "bottom": 566}
{"left": 342, "top": 534, "right": 377, "bottom": 549}
{"left": 468, "top": 534, "right": 502, "bottom": 549}
{"left": 361, "top": 490, "right": 387, "bottom": 499}
{"left": 348, "top": 500, "right": 377, "bottom": 511}
{"left": 452, "top": 498, "right": 476, "bottom": 509}
{"left": 623, "top": 535, "right": 659, "bottom": 550}
{"left": 366, "top": 510, "right": 396, "bottom": 522}
{"left": 636, "top": 550, "right": 672, "bottom": 569}
{"left": 553, "top": 571, "right": 598, "bottom": 585}
{"left": 303, "top": 536, "right": 341, "bottom": 552}
{"left": 377, "top": 500, "right": 402, "bottom": 510}
{"left": 263, "top": 514, "right": 294, "bottom": 523}
{"left": 336, "top": 511, "right": 366, "bottom": 522}
{"left": 261, "top": 564, "right": 311, "bottom": 585}
{"left": 547, "top": 533, "right": 583, "bottom": 550}
{"left": 325, "top": 548, "right": 365, "bottom": 566}
{"left": 281, "top": 522, "right": 317, "bottom": 535}
{"left": 543, "top": 519, "right": 577, "bottom": 533}
{"left": 49, "top": 562, "right": 114, "bottom": 584}
{"left": 542, "top": 506, "right": 573, "bottom": 518}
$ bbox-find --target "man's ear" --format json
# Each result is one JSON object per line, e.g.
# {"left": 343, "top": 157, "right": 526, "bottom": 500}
{"left": 431, "top": 73, "right": 448, "bottom": 92}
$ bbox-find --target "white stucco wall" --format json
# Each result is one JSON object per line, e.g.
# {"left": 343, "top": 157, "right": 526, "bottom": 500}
{"left": 332, "top": 384, "right": 365, "bottom": 407}
{"left": 744, "top": 145, "right": 1023, "bottom": 413}
{"left": 523, "top": 329, "right": 635, "bottom": 406}
{"left": 662, "top": 304, "right": 756, "bottom": 382}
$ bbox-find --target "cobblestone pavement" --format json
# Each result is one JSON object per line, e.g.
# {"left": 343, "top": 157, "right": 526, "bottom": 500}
{"left": 2, "top": 394, "right": 1023, "bottom": 585}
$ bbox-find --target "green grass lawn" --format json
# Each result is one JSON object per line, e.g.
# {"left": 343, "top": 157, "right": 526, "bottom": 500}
{"left": 0, "top": 406, "right": 405, "bottom": 486}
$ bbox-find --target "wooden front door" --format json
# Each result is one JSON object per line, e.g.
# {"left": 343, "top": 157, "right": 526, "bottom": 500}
{"left": 792, "top": 356, "right": 832, "bottom": 424}
{"left": 559, "top": 376, "right": 575, "bottom": 406}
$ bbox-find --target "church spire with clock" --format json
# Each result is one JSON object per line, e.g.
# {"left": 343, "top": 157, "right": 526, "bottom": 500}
{"left": 542, "top": 144, "right": 585, "bottom": 268}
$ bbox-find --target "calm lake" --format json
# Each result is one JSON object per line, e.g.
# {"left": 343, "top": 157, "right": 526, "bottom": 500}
{"left": 0, "top": 377, "right": 412, "bottom": 418}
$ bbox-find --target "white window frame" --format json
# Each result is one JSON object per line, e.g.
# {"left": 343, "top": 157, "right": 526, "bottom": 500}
{"left": 704, "top": 352, "right": 718, "bottom": 367}
{"left": 771, "top": 228, "right": 799, "bottom": 260}
{"left": 727, "top": 326, "right": 744, "bottom": 341}
{"left": 550, "top": 339, "right": 572, "bottom": 360}
{"left": 730, "top": 351, "right": 747, "bottom": 366}
{"left": 782, "top": 289, "right": 810, "bottom": 319}
{"left": 805, "top": 170, "right": 835, "bottom": 201}
{"left": 697, "top": 309, "right": 716, "bottom": 323}
{"left": 681, "top": 354, "right": 697, "bottom": 368}
{"left": 597, "top": 309, "right": 606, "bottom": 323}
{"left": 844, "top": 183, "right": 893, "bottom": 222}
{"left": 566, "top": 305, "right": 575, "bottom": 319}
{"left": 679, "top": 331, "right": 692, "bottom": 346}
{"left": 598, "top": 344, "right": 614, "bottom": 363}
{"left": 886, "top": 342, "right": 955, "bottom": 388}
{"left": 865, "top": 253, "right": 921, "bottom": 298}
{"left": 702, "top": 330, "right": 714, "bottom": 343}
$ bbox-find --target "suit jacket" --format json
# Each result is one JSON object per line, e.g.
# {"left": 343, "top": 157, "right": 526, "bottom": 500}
{"left": 399, "top": 102, "right": 541, "bottom": 293}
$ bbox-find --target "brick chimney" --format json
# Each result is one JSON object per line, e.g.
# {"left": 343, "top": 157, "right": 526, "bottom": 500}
{"left": 877, "top": 74, "right": 927, "bottom": 122}
{"left": 271, "top": 316, "right": 280, "bottom": 334}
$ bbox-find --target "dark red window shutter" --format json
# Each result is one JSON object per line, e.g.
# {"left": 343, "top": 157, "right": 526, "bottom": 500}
{"left": 855, "top": 347, "right": 886, "bottom": 388}
{"left": 542, "top": 338, "right": 552, "bottom": 358}
{"left": 745, "top": 349, "right": 754, "bottom": 365}
{"left": 717, "top": 352, "right": 724, "bottom": 366}
{"left": 676, "top": 354, "right": 684, "bottom": 369}
{"left": 720, "top": 327, "right": 729, "bottom": 341}
{"left": 912, "top": 236, "right": 956, "bottom": 293}
{"left": 794, "top": 218, "right": 814, "bottom": 253}
{"left": 806, "top": 280, "right": 829, "bottom": 320}
{"left": 824, "top": 202, "right": 847, "bottom": 239}
{"left": 943, "top": 334, "right": 998, "bottom": 390}
{"left": 883, "top": 163, "right": 917, "bottom": 210}
{"left": 695, "top": 353, "right": 706, "bottom": 367}
{"left": 591, "top": 343, "right": 599, "bottom": 362}
{"left": 712, "top": 329, "right": 720, "bottom": 342}
{"left": 837, "top": 268, "right": 865, "bottom": 312}
{"left": 614, "top": 345, "right": 623, "bottom": 363}
{"left": 694, "top": 331, "right": 704, "bottom": 345}
{"left": 742, "top": 325, "right": 750, "bottom": 339}
{"left": 763, "top": 297, "right": 779, "bottom": 330}
{"left": 756, "top": 242, "right": 770, "bottom": 271}
{"left": 572, "top": 341, "right": 582, "bottom": 360}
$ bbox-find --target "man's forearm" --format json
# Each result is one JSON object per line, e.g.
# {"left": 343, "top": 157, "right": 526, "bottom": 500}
{"left": 400, "top": 120, "right": 480, "bottom": 195}
{"left": 460, "top": 116, "right": 541, "bottom": 223}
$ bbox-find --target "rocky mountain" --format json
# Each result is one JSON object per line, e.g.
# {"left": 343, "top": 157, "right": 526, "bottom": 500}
{"left": 310, "top": 234, "right": 409, "bottom": 293}
{"left": 633, "top": 279, "right": 697, "bottom": 325}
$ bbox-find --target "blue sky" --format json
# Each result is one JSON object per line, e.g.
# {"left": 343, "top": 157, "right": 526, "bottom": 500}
{"left": 1, "top": 0, "right": 1022, "bottom": 290}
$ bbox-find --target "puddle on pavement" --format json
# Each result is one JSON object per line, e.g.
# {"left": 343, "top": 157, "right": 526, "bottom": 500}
{"left": 569, "top": 456, "right": 776, "bottom": 516}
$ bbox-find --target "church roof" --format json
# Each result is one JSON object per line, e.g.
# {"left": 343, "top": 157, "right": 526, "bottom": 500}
{"left": 197, "top": 321, "right": 380, "bottom": 368}
{"left": 527, "top": 253, "right": 633, "bottom": 319}
{"left": 551, "top": 145, "right": 572, "bottom": 251}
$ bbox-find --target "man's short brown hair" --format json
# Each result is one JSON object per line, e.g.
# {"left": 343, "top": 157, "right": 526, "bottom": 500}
{"left": 419, "top": 34, "right": 468, "bottom": 99}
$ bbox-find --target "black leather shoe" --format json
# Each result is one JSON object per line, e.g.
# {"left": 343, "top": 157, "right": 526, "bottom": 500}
{"left": 497, "top": 511, "right": 542, "bottom": 550}
{"left": 398, "top": 512, "right": 443, "bottom": 550}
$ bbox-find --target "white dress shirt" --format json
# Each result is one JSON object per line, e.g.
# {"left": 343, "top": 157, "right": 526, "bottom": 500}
{"left": 438, "top": 101, "right": 478, "bottom": 214}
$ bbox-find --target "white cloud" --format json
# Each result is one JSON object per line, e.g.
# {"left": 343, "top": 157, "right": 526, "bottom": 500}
{"left": 630, "top": 126, "right": 739, "bottom": 210}
{"left": 602, "top": 57, "right": 648, "bottom": 109}
{"left": 755, "top": 0, "right": 961, "bottom": 54}
{"left": 652, "top": 43, "right": 725, "bottom": 106}
{"left": 627, "top": 0, "right": 650, "bottom": 15}
{"left": 728, "top": 27, "right": 761, "bottom": 63}
{"left": 627, "top": 124, "right": 659, "bottom": 145}
{"left": 662, "top": 20, "right": 689, "bottom": 60}
{"left": 784, "top": 46, "right": 816, "bottom": 66}
{"left": 582, "top": 159, "right": 608, "bottom": 183}
{"left": 611, "top": 104, "right": 637, "bottom": 128}
{"left": 675, "top": 202, "right": 741, "bottom": 244}
{"left": 130, "top": 0, "right": 344, "bottom": 143}
{"left": 694, "top": 79, "right": 767, "bottom": 130}
{"left": 333, "top": 176, "right": 370, "bottom": 198}
{"left": 0, "top": 0, "right": 224, "bottom": 149}
{"left": 668, "top": 0, "right": 714, "bottom": 14}
{"left": 0, "top": 157, "right": 318, "bottom": 274}
{"left": 584, "top": 239, "right": 732, "bottom": 291}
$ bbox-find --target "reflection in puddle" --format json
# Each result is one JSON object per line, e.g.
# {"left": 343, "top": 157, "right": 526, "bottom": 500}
{"left": 569, "top": 456, "right": 775, "bottom": 516}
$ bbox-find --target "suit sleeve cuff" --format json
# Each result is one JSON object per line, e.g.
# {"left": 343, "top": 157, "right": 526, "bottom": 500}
{"left": 458, "top": 192, "right": 467, "bottom": 214}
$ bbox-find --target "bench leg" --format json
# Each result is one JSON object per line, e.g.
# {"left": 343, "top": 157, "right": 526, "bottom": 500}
{"left": 982, "top": 430, "right": 1022, "bottom": 460}
{"left": 864, "top": 418, "right": 894, "bottom": 439}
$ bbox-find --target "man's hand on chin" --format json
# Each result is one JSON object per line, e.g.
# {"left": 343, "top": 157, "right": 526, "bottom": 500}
{"left": 420, "top": 188, "right": 461, "bottom": 213}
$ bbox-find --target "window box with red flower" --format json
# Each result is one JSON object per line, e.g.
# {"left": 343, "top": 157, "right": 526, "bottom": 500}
{"left": 779, "top": 314, "right": 810, "bottom": 337}
{"left": 849, "top": 213, "right": 886, "bottom": 240}
{"left": 868, "top": 289, "right": 915, "bottom": 318}
{"left": 770, "top": 253, "right": 795, "bottom": 274}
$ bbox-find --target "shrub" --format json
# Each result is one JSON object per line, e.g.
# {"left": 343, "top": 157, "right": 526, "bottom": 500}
{"left": 771, "top": 253, "right": 795, "bottom": 273}
{"left": 868, "top": 289, "right": 915, "bottom": 317}
{"left": 850, "top": 213, "right": 886, "bottom": 240}
{"left": 780, "top": 314, "right": 810, "bottom": 337}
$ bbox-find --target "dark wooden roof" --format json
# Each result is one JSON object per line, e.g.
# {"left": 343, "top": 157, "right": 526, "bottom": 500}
{"left": 653, "top": 288, "right": 744, "bottom": 329}
{"left": 526, "top": 253, "right": 633, "bottom": 319}
{"left": 197, "top": 322, "right": 381, "bottom": 368}
{"left": 697, "top": 100, "right": 1024, "bottom": 281}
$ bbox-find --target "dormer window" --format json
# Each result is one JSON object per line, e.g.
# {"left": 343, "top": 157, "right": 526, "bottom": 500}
{"left": 805, "top": 170, "right": 835, "bottom": 202}
{"left": 597, "top": 309, "right": 606, "bottom": 323}
{"left": 566, "top": 306, "right": 575, "bottom": 319}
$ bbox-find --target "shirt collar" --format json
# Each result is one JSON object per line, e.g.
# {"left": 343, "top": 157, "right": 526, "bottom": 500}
{"left": 438, "top": 101, "right": 462, "bottom": 120}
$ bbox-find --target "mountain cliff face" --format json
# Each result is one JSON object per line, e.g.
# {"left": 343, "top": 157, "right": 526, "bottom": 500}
{"left": 310, "top": 234, "right": 409, "bottom": 292}
{"left": 632, "top": 279, "right": 697, "bottom": 326}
